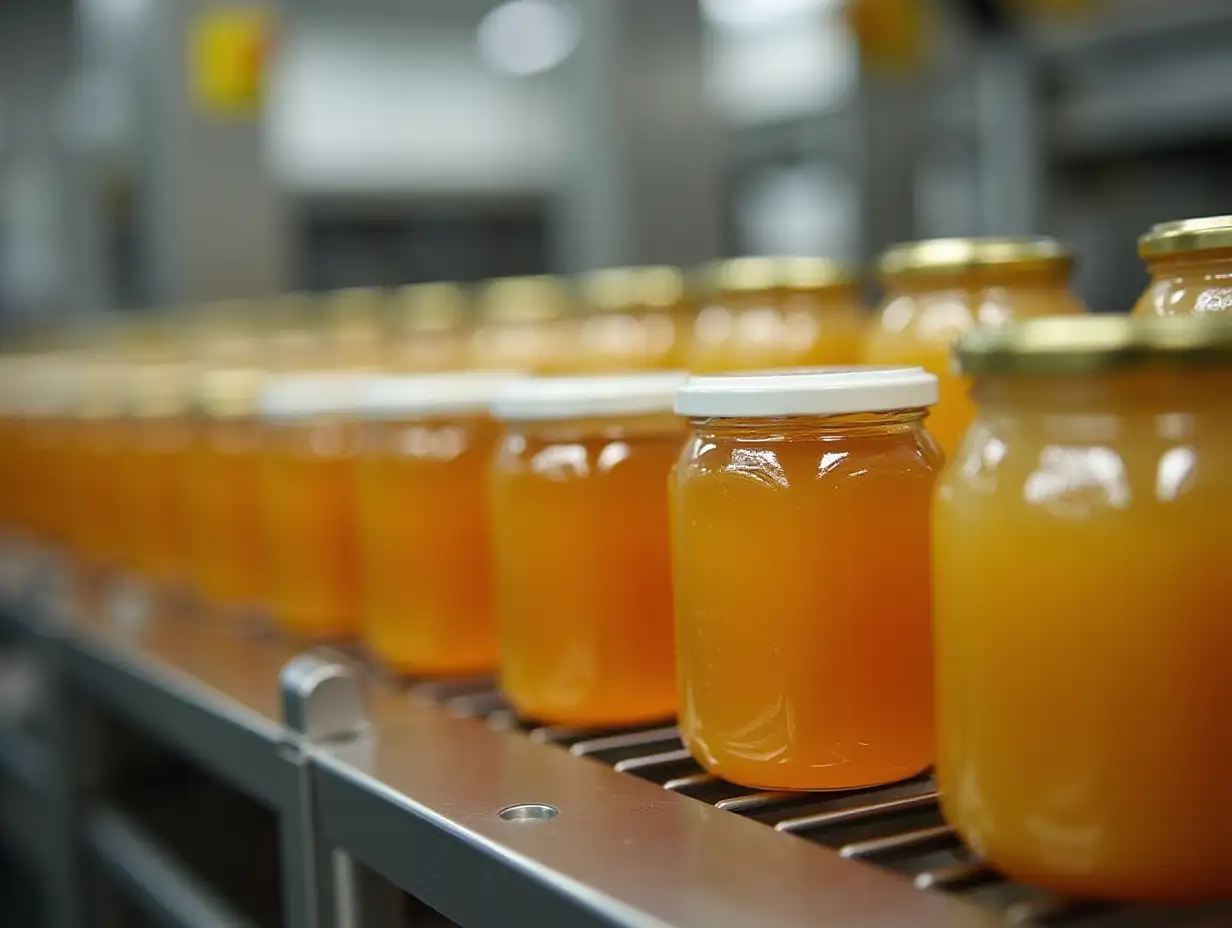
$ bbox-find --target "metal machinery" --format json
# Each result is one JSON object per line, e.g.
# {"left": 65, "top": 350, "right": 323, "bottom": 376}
{"left": 0, "top": 549, "right": 1227, "bottom": 928}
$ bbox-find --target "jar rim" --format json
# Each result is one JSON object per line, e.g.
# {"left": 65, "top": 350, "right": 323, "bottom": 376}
{"left": 480, "top": 275, "right": 571, "bottom": 324}
{"left": 578, "top": 266, "right": 686, "bottom": 312}
{"left": 956, "top": 314, "right": 1232, "bottom": 376}
{"left": 877, "top": 236, "right": 1071, "bottom": 280}
{"left": 257, "top": 370, "right": 368, "bottom": 421}
{"left": 492, "top": 372, "right": 687, "bottom": 422}
{"left": 674, "top": 366, "right": 938, "bottom": 418}
{"left": 1138, "top": 215, "right": 1232, "bottom": 258}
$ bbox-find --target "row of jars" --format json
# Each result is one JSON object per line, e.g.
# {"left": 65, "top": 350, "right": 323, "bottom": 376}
{"left": 0, "top": 214, "right": 1230, "bottom": 905}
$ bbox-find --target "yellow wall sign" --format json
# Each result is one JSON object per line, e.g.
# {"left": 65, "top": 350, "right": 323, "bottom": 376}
{"left": 189, "top": 5, "right": 274, "bottom": 119}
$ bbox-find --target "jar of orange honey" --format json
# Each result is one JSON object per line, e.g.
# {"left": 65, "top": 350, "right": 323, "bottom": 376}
{"left": 185, "top": 366, "right": 267, "bottom": 616}
{"left": 387, "top": 283, "right": 472, "bottom": 372}
{"left": 490, "top": 372, "right": 687, "bottom": 726}
{"left": 257, "top": 372, "right": 364, "bottom": 640}
{"left": 1133, "top": 215, "right": 1232, "bottom": 317}
{"left": 687, "top": 257, "right": 866, "bottom": 373}
{"left": 934, "top": 314, "right": 1232, "bottom": 903}
{"left": 575, "top": 266, "right": 692, "bottom": 371}
{"left": 68, "top": 362, "right": 130, "bottom": 569}
{"left": 120, "top": 363, "right": 194, "bottom": 587}
{"left": 472, "top": 276, "right": 573, "bottom": 373}
{"left": 356, "top": 373, "right": 512, "bottom": 676}
{"left": 672, "top": 367, "right": 941, "bottom": 790}
{"left": 864, "top": 236, "right": 1086, "bottom": 458}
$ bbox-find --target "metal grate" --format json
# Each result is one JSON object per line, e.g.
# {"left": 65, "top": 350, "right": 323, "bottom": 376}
{"left": 408, "top": 679, "right": 1232, "bottom": 928}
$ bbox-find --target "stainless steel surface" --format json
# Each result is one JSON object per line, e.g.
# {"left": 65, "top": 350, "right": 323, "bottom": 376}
{"left": 280, "top": 649, "right": 367, "bottom": 743}
{"left": 312, "top": 684, "right": 1002, "bottom": 928}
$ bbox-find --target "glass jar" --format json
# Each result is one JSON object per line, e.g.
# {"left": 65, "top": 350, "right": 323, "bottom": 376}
{"left": 68, "top": 363, "right": 130, "bottom": 568}
{"left": 491, "top": 373, "right": 687, "bottom": 726}
{"left": 322, "top": 287, "right": 389, "bottom": 370}
{"left": 672, "top": 368, "right": 942, "bottom": 790}
{"left": 687, "top": 257, "right": 866, "bottom": 373}
{"left": 574, "top": 266, "right": 692, "bottom": 371}
{"left": 472, "top": 276, "right": 573, "bottom": 373}
{"left": 864, "top": 236, "right": 1086, "bottom": 459}
{"left": 121, "top": 363, "right": 194, "bottom": 587}
{"left": 185, "top": 367, "right": 267, "bottom": 615}
{"left": 387, "top": 283, "right": 472, "bottom": 372}
{"left": 934, "top": 315, "right": 1232, "bottom": 903}
{"left": 356, "top": 374, "right": 511, "bottom": 676}
{"left": 258, "top": 372, "right": 364, "bottom": 639}
{"left": 1133, "top": 215, "right": 1232, "bottom": 317}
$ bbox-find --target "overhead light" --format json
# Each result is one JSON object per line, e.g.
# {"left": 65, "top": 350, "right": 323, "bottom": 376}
{"left": 477, "top": 0, "right": 581, "bottom": 77}
{"left": 702, "top": 0, "right": 840, "bottom": 31}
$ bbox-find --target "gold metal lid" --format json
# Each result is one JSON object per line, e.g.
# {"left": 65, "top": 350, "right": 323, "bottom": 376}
{"left": 193, "top": 366, "right": 267, "bottom": 419}
{"left": 1138, "top": 215, "right": 1232, "bottom": 258}
{"left": 480, "top": 276, "right": 570, "bottom": 324}
{"left": 579, "top": 266, "right": 686, "bottom": 312}
{"left": 392, "top": 282, "right": 469, "bottom": 333}
{"left": 708, "top": 257, "right": 857, "bottom": 294}
{"left": 878, "top": 237, "right": 1071, "bottom": 279}
{"left": 956, "top": 313, "right": 1232, "bottom": 375}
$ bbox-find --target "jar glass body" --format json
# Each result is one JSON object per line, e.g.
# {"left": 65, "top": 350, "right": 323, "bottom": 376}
{"left": 122, "top": 416, "right": 192, "bottom": 585}
{"left": 358, "top": 414, "right": 499, "bottom": 675}
{"left": 688, "top": 286, "right": 866, "bottom": 373}
{"left": 260, "top": 418, "right": 361, "bottom": 639}
{"left": 1132, "top": 250, "right": 1232, "bottom": 316}
{"left": 70, "top": 417, "right": 129, "bottom": 566}
{"left": 491, "top": 414, "right": 682, "bottom": 726}
{"left": 863, "top": 268, "right": 1084, "bottom": 458}
{"left": 672, "top": 412, "right": 941, "bottom": 790}
{"left": 933, "top": 367, "right": 1232, "bottom": 902}
{"left": 187, "top": 418, "right": 266, "bottom": 613}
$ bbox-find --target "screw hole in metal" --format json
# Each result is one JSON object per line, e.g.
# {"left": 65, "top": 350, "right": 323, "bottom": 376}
{"left": 498, "top": 803, "right": 559, "bottom": 822}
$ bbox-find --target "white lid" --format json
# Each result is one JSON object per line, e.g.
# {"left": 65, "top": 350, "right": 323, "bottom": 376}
{"left": 355, "top": 372, "right": 517, "bottom": 420}
{"left": 674, "top": 366, "right": 939, "bottom": 418}
{"left": 492, "top": 371, "right": 687, "bottom": 422}
{"left": 258, "top": 371, "right": 368, "bottom": 420}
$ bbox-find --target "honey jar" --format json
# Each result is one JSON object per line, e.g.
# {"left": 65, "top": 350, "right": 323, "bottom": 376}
{"left": 672, "top": 367, "right": 941, "bottom": 790}
{"left": 1134, "top": 215, "right": 1232, "bottom": 317}
{"left": 864, "top": 236, "right": 1086, "bottom": 458}
{"left": 356, "top": 373, "right": 512, "bottom": 675}
{"left": 491, "top": 372, "right": 686, "bottom": 726}
{"left": 934, "top": 314, "right": 1232, "bottom": 903}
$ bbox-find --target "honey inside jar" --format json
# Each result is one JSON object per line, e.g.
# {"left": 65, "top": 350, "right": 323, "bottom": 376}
{"left": 574, "top": 266, "right": 693, "bottom": 371}
{"left": 864, "top": 237, "right": 1086, "bottom": 458}
{"left": 934, "top": 315, "right": 1232, "bottom": 903}
{"left": 258, "top": 372, "right": 363, "bottom": 640}
{"left": 119, "top": 363, "right": 194, "bottom": 587}
{"left": 687, "top": 257, "right": 866, "bottom": 373}
{"left": 490, "top": 373, "right": 686, "bottom": 726}
{"left": 1133, "top": 215, "right": 1232, "bottom": 317}
{"left": 67, "top": 362, "right": 130, "bottom": 568}
{"left": 356, "top": 374, "right": 510, "bottom": 676}
{"left": 185, "top": 367, "right": 267, "bottom": 615}
{"left": 671, "top": 368, "right": 942, "bottom": 790}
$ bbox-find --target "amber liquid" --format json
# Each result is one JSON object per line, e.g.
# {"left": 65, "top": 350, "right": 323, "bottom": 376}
{"left": 358, "top": 417, "right": 499, "bottom": 676}
{"left": 69, "top": 418, "right": 129, "bottom": 567}
{"left": 491, "top": 420, "right": 681, "bottom": 726}
{"left": 261, "top": 421, "right": 361, "bottom": 639}
{"left": 934, "top": 372, "right": 1232, "bottom": 902}
{"left": 672, "top": 414, "right": 941, "bottom": 790}
{"left": 186, "top": 421, "right": 266, "bottom": 613}
{"left": 1133, "top": 249, "right": 1232, "bottom": 317}
{"left": 123, "top": 418, "right": 191, "bottom": 585}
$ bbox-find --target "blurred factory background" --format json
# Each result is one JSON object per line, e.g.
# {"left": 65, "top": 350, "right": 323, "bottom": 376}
{"left": 2, "top": 0, "right": 1232, "bottom": 333}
